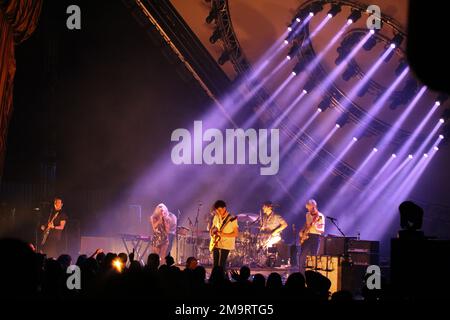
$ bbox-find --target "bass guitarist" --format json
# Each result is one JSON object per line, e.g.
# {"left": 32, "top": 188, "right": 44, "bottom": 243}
{"left": 209, "top": 200, "right": 238, "bottom": 269}
{"left": 298, "top": 199, "right": 325, "bottom": 274}
{"left": 40, "top": 197, "right": 68, "bottom": 258}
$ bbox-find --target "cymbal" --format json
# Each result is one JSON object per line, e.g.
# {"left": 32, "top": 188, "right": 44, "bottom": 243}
{"left": 237, "top": 213, "right": 259, "bottom": 222}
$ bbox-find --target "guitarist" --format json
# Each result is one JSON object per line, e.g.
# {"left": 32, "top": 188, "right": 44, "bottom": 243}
{"left": 209, "top": 200, "right": 238, "bottom": 269}
{"left": 259, "top": 201, "right": 288, "bottom": 246}
{"left": 298, "top": 199, "right": 325, "bottom": 274}
{"left": 40, "top": 197, "right": 68, "bottom": 258}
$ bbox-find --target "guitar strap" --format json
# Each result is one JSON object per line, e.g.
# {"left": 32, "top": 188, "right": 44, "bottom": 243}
{"left": 218, "top": 213, "right": 233, "bottom": 232}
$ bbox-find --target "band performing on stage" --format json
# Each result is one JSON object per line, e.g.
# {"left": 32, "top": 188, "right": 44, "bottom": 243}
{"left": 38, "top": 195, "right": 328, "bottom": 273}
{"left": 115, "top": 198, "right": 325, "bottom": 273}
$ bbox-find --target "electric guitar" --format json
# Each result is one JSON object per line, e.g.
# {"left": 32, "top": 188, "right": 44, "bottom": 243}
{"left": 209, "top": 214, "right": 237, "bottom": 251}
{"left": 258, "top": 230, "right": 282, "bottom": 248}
{"left": 41, "top": 211, "right": 60, "bottom": 246}
{"left": 299, "top": 214, "right": 321, "bottom": 245}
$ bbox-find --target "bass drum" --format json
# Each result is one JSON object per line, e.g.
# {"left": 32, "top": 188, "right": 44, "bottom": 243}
{"left": 227, "top": 239, "right": 245, "bottom": 267}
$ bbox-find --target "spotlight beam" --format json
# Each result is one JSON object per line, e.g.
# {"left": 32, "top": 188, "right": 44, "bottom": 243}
{"left": 296, "top": 30, "right": 374, "bottom": 118}
{"left": 341, "top": 68, "right": 409, "bottom": 159}
{"left": 351, "top": 155, "right": 413, "bottom": 228}
{"left": 375, "top": 86, "right": 427, "bottom": 150}
{"left": 303, "top": 136, "right": 358, "bottom": 203}
{"left": 271, "top": 90, "right": 308, "bottom": 129}
{"left": 280, "top": 109, "right": 321, "bottom": 158}
{"left": 281, "top": 124, "right": 340, "bottom": 193}
{"left": 323, "top": 148, "right": 378, "bottom": 214}
{"left": 390, "top": 137, "right": 442, "bottom": 205}
{"left": 393, "top": 102, "right": 441, "bottom": 161}
{"left": 340, "top": 46, "right": 395, "bottom": 109}
{"left": 301, "top": 15, "right": 332, "bottom": 48}
{"left": 243, "top": 74, "right": 296, "bottom": 129}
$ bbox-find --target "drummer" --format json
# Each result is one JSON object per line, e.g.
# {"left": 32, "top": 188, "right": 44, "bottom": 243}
{"left": 260, "top": 201, "right": 288, "bottom": 238}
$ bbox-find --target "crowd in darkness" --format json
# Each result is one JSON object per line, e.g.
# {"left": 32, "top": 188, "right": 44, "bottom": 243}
{"left": 0, "top": 238, "right": 385, "bottom": 302}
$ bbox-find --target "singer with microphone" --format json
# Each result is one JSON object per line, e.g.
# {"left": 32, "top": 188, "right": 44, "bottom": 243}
{"left": 298, "top": 199, "right": 325, "bottom": 274}
{"left": 150, "top": 203, "right": 177, "bottom": 259}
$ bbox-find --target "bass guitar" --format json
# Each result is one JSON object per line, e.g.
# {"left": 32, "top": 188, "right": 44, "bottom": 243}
{"left": 41, "top": 211, "right": 60, "bottom": 246}
{"left": 299, "top": 214, "right": 321, "bottom": 245}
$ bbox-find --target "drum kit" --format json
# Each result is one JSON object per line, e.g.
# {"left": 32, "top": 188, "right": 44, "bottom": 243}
{"left": 175, "top": 212, "right": 286, "bottom": 267}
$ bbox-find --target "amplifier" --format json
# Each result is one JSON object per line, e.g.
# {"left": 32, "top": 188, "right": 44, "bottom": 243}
{"left": 305, "top": 255, "right": 368, "bottom": 295}
{"left": 318, "top": 237, "right": 379, "bottom": 266}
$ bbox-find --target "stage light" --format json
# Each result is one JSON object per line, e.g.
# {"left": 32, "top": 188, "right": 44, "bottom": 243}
{"left": 392, "top": 153, "right": 397, "bottom": 158}
{"left": 363, "top": 35, "right": 377, "bottom": 51}
{"left": 287, "top": 43, "right": 300, "bottom": 60}
{"left": 408, "top": 154, "right": 413, "bottom": 159}
{"left": 370, "top": 29, "right": 375, "bottom": 34}
{"left": 439, "top": 134, "right": 444, "bottom": 139}
{"left": 373, "top": 147, "right": 378, "bottom": 152}
{"left": 302, "top": 89, "right": 308, "bottom": 94}
{"left": 336, "top": 123, "right": 341, "bottom": 128}
{"left": 309, "top": 2, "right": 323, "bottom": 16}
{"left": 288, "top": 26, "right": 293, "bottom": 32}
{"left": 424, "top": 153, "right": 429, "bottom": 158}
{"left": 437, "top": 93, "right": 449, "bottom": 105}
{"left": 347, "top": 9, "right": 362, "bottom": 24}
{"left": 297, "top": 8, "right": 310, "bottom": 21}
{"left": 304, "top": 79, "right": 316, "bottom": 93}
{"left": 284, "top": 39, "right": 289, "bottom": 45}
{"left": 391, "top": 33, "right": 404, "bottom": 48}
{"left": 384, "top": 48, "right": 396, "bottom": 63}
{"left": 353, "top": 137, "right": 358, "bottom": 141}
{"left": 440, "top": 118, "right": 445, "bottom": 123}
{"left": 218, "top": 51, "right": 230, "bottom": 65}
{"left": 318, "top": 96, "right": 332, "bottom": 112}
{"left": 327, "top": 4, "right": 342, "bottom": 17}
{"left": 336, "top": 112, "right": 350, "bottom": 128}
{"left": 209, "top": 28, "right": 221, "bottom": 44}
{"left": 434, "top": 146, "right": 439, "bottom": 151}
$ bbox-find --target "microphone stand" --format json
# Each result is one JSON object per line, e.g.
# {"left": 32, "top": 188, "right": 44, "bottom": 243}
{"left": 327, "top": 217, "right": 351, "bottom": 263}
{"left": 194, "top": 203, "right": 201, "bottom": 257}
{"left": 327, "top": 217, "right": 346, "bottom": 237}
{"left": 176, "top": 209, "right": 181, "bottom": 264}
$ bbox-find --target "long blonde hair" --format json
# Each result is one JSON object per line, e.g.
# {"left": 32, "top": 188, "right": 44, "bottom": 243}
{"left": 153, "top": 203, "right": 169, "bottom": 217}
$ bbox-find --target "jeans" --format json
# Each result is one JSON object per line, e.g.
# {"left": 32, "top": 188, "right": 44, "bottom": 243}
{"left": 213, "top": 248, "right": 230, "bottom": 269}
{"left": 167, "top": 233, "right": 175, "bottom": 256}
{"left": 299, "top": 234, "right": 321, "bottom": 275}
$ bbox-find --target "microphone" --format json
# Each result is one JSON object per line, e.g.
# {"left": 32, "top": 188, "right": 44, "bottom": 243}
{"left": 326, "top": 216, "right": 338, "bottom": 221}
